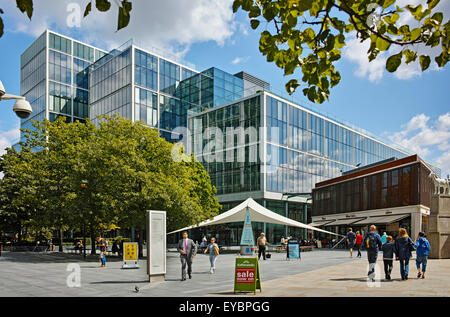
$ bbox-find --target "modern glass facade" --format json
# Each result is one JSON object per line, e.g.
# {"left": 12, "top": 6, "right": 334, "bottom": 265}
{"left": 19, "top": 31, "right": 441, "bottom": 246}
{"left": 189, "top": 95, "right": 262, "bottom": 195}
{"left": 187, "top": 91, "right": 415, "bottom": 243}
{"left": 89, "top": 47, "right": 132, "bottom": 124}
{"left": 19, "top": 30, "right": 107, "bottom": 143}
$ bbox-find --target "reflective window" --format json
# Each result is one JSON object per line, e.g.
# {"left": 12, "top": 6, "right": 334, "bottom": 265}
{"left": 160, "top": 59, "right": 180, "bottom": 96}
{"left": 135, "top": 49, "right": 158, "bottom": 90}
{"left": 49, "top": 50, "right": 71, "bottom": 84}
{"left": 135, "top": 87, "right": 157, "bottom": 127}
{"left": 73, "top": 42, "right": 94, "bottom": 61}
{"left": 49, "top": 33, "right": 71, "bottom": 54}
{"left": 49, "top": 81, "right": 72, "bottom": 115}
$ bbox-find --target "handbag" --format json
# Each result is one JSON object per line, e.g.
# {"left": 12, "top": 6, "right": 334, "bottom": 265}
{"left": 213, "top": 244, "right": 219, "bottom": 256}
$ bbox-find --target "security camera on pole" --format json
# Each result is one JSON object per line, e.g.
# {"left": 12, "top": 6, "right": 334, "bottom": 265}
{"left": 0, "top": 80, "right": 33, "bottom": 119}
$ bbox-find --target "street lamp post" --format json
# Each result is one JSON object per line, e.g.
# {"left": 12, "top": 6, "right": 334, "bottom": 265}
{"left": 0, "top": 80, "right": 33, "bottom": 119}
{"left": 81, "top": 180, "right": 88, "bottom": 260}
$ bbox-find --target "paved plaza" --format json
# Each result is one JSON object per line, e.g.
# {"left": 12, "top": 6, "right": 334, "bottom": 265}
{"left": 0, "top": 249, "right": 448, "bottom": 296}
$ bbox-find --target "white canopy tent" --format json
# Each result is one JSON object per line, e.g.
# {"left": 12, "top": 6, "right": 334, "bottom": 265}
{"left": 168, "top": 198, "right": 343, "bottom": 237}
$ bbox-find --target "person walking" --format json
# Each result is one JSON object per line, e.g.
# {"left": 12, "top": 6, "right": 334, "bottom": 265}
{"left": 112, "top": 240, "right": 119, "bottom": 256}
{"left": 354, "top": 231, "right": 363, "bottom": 258}
{"left": 381, "top": 236, "right": 395, "bottom": 280}
{"left": 346, "top": 228, "right": 356, "bottom": 257}
{"left": 177, "top": 231, "right": 197, "bottom": 281}
{"left": 381, "top": 232, "right": 388, "bottom": 244}
{"left": 414, "top": 232, "right": 431, "bottom": 279}
{"left": 204, "top": 237, "right": 219, "bottom": 274}
{"left": 394, "top": 228, "right": 415, "bottom": 280}
{"left": 257, "top": 233, "right": 270, "bottom": 260}
{"left": 362, "top": 225, "right": 382, "bottom": 282}
{"left": 96, "top": 236, "right": 108, "bottom": 267}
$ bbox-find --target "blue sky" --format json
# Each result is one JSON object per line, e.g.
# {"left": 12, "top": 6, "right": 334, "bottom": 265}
{"left": 0, "top": 0, "right": 449, "bottom": 176}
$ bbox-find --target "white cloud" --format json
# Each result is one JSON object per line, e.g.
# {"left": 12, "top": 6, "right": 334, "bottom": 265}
{"left": 2, "top": 0, "right": 237, "bottom": 59}
{"left": 231, "top": 56, "right": 250, "bottom": 65}
{"left": 343, "top": 34, "right": 386, "bottom": 83}
{"left": 0, "top": 128, "right": 20, "bottom": 156}
{"left": 386, "top": 112, "right": 450, "bottom": 177}
{"left": 343, "top": 0, "right": 450, "bottom": 82}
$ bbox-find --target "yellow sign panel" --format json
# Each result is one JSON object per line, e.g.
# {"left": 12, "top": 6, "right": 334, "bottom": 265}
{"left": 123, "top": 242, "right": 138, "bottom": 261}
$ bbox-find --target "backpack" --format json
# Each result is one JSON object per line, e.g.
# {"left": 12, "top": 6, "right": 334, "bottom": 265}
{"left": 365, "top": 234, "right": 377, "bottom": 250}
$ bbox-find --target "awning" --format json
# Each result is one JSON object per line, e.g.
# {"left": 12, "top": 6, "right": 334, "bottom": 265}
{"left": 308, "top": 220, "right": 335, "bottom": 227}
{"left": 168, "top": 198, "right": 344, "bottom": 237}
{"left": 324, "top": 218, "right": 366, "bottom": 226}
{"left": 352, "top": 214, "right": 410, "bottom": 225}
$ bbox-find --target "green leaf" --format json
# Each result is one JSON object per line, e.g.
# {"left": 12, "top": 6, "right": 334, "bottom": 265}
{"left": 410, "top": 28, "right": 422, "bottom": 41}
{"left": 419, "top": 55, "right": 431, "bottom": 71}
{"left": 307, "top": 87, "right": 317, "bottom": 102}
{"left": 286, "top": 13, "right": 297, "bottom": 27}
{"left": 284, "top": 60, "right": 298, "bottom": 75}
{"left": 398, "top": 25, "right": 410, "bottom": 35}
{"left": 386, "top": 53, "right": 402, "bottom": 72}
{"left": 431, "top": 12, "right": 443, "bottom": 24}
{"left": 232, "top": 0, "right": 241, "bottom": 13}
{"left": 427, "top": 0, "right": 440, "bottom": 10}
{"left": 117, "top": 1, "right": 132, "bottom": 31}
{"left": 84, "top": 2, "right": 92, "bottom": 18}
{"left": 249, "top": 5, "right": 260, "bottom": 18}
{"left": 403, "top": 49, "right": 417, "bottom": 64}
{"left": 16, "top": 0, "right": 33, "bottom": 19}
{"left": 376, "top": 37, "right": 391, "bottom": 51}
{"left": 96, "top": 0, "right": 111, "bottom": 12}
{"left": 250, "top": 19, "right": 260, "bottom": 29}
{"left": 286, "top": 79, "right": 300, "bottom": 95}
{"left": 382, "top": 0, "right": 396, "bottom": 9}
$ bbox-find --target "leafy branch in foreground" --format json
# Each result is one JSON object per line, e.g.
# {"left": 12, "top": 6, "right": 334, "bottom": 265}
{"left": 233, "top": 0, "right": 449, "bottom": 103}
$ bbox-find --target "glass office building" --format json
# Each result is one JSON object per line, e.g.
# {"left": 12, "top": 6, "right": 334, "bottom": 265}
{"left": 18, "top": 31, "right": 441, "bottom": 245}
{"left": 186, "top": 91, "right": 420, "bottom": 244}
{"left": 19, "top": 30, "right": 107, "bottom": 144}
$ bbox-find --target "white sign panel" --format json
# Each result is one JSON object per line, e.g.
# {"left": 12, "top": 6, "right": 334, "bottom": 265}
{"left": 147, "top": 210, "right": 166, "bottom": 281}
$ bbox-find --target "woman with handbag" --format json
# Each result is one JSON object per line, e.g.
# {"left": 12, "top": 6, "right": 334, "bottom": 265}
{"left": 204, "top": 237, "right": 219, "bottom": 274}
{"left": 393, "top": 228, "right": 415, "bottom": 280}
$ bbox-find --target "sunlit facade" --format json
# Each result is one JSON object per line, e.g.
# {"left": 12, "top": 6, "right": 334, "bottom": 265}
{"left": 19, "top": 30, "right": 107, "bottom": 145}
{"left": 19, "top": 31, "right": 441, "bottom": 246}
{"left": 187, "top": 91, "right": 417, "bottom": 244}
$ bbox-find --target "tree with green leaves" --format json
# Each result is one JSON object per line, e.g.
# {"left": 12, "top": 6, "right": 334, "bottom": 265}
{"left": 0, "top": 115, "right": 221, "bottom": 256}
{"left": 0, "top": 147, "right": 41, "bottom": 242}
{"left": 233, "top": 0, "right": 449, "bottom": 103}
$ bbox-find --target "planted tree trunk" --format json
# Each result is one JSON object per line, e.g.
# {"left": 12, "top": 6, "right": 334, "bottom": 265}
{"left": 58, "top": 228, "right": 63, "bottom": 252}
{"left": 90, "top": 223, "right": 96, "bottom": 255}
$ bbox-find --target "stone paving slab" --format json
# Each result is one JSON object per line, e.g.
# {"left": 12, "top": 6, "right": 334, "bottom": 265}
{"left": 2, "top": 250, "right": 448, "bottom": 297}
{"left": 210, "top": 256, "right": 450, "bottom": 297}
{"left": 0, "top": 249, "right": 356, "bottom": 297}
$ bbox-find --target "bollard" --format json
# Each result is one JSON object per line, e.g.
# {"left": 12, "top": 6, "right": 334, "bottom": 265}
{"left": 0, "top": 243, "right": 2, "bottom": 256}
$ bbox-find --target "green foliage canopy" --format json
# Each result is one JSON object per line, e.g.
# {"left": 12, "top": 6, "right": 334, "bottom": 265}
{"left": 233, "top": 0, "right": 449, "bottom": 103}
{"left": 0, "top": 116, "right": 221, "bottom": 239}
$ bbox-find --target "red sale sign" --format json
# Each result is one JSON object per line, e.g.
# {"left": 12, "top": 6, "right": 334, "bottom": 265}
{"left": 236, "top": 268, "right": 255, "bottom": 283}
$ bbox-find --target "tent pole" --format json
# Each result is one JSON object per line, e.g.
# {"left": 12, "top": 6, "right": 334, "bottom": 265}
{"left": 285, "top": 202, "right": 288, "bottom": 238}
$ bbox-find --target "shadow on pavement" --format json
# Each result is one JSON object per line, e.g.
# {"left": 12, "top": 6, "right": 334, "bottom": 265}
{"left": 329, "top": 277, "right": 370, "bottom": 282}
{"left": 329, "top": 277, "right": 402, "bottom": 283}
{"left": 1, "top": 252, "right": 123, "bottom": 263}
{"left": 90, "top": 280, "right": 148, "bottom": 284}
